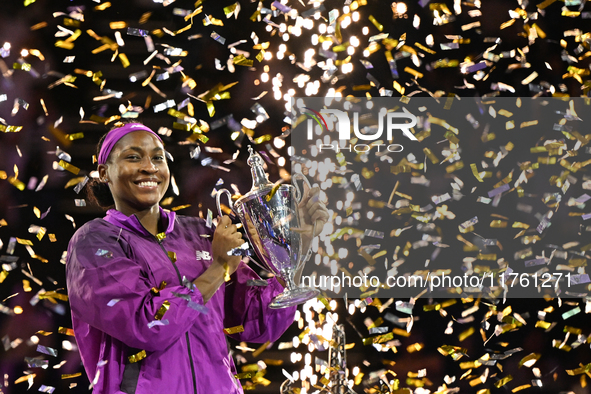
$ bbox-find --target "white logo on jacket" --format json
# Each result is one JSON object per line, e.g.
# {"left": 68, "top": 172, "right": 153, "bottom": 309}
{"left": 196, "top": 250, "right": 211, "bottom": 260}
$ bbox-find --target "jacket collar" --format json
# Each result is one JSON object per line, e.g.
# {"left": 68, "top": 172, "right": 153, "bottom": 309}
{"left": 103, "top": 206, "right": 176, "bottom": 238}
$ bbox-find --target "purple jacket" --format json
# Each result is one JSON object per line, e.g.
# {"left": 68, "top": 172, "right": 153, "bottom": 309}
{"left": 66, "top": 208, "right": 296, "bottom": 394}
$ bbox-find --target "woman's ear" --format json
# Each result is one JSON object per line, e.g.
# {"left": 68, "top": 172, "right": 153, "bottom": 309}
{"left": 98, "top": 164, "right": 109, "bottom": 183}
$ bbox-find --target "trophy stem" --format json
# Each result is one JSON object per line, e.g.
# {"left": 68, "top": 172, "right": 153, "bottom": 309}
{"left": 269, "top": 268, "right": 319, "bottom": 309}
{"left": 281, "top": 268, "right": 297, "bottom": 291}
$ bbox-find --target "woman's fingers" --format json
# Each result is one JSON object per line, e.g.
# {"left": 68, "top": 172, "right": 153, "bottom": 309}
{"left": 311, "top": 209, "right": 328, "bottom": 224}
{"left": 217, "top": 215, "right": 232, "bottom": 228}
{"left": 212, "top": 216, "right": 244, "bottom": 269}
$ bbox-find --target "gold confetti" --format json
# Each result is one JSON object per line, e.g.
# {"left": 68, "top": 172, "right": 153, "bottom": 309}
{"left": 500, "top": 19, "right": 516, "bottom": 29}
{"left": 65, "top": 132, "right": 84, "bottom": 141}
{"left": 406, "top": 343, "right": 423, "bottom": 353}
{"left": 265, "top": 181, "right": 283, "bottom": 202}
{"left": 470, "top": 163, "right": 484, "bottom": 182}
{"left": 536, "top": 0, "right": 557, "bottom": 8}
{"left": 58, "top": 327, "right": 75, "bottom": 336}
{"left": 512, "top": 385, "right": 531, "bottom": 392}
{"left": 494, "top": 375, "right": 513, "bottom": 388}
{"left": 252, "top": 341, "right": 270, "bottom": 358}
{"left": 154, "top": 300, "right": 170, "bottom": 320}
{"left": 233, "top": 55, "right": 253, "bottom": 67}
{"left": 566, "top": 363, "right": 591, "bottom": 376}
{"left": 64, "top": 176, "right": 86, "bottom": 189}
{"left": 9, "top": 176, "right": 26, "bottom": 190}
{"left": 39, "top": 291, "right": 68, "bottom": 301}
{"left": 404, "top": 66, "right": 423, "bottom": 79}
{"left": 118, "top": 53, "right": 130, "bottom": 68}
{"left": 223, "top": 325, "right": 245, "bottom": 335}
{"left": 55, "top": 41, "right": 75, "bottom": 50}
{"left": 31, "top": 21, "right": 48, "bottom": 30}
{"left": 170, "top": 204, "right": 191, "bottom": 212}
{"left": 36, "top": 227, "right": 46, "bottom": 241}
{"left": 94, "top": 2, "right": 111, "bottom": 11}
{"left": 128, "top": 350, "right": 146, "bottom": 363}
{"left": 368, "top": 15, "right": 383, "bottom": 31}
{"left": 520, "top": 120, "right": 538, "bottom": 128}
{"left": 109, "top": 21, "right": 127, "bottom": 29}
{"left": 518, "top": 353, "right": 540, "bottom": 367}
{"left": 12, "top": 63, "right": 31, "bottom": 71}
{"left": 458, "top": 327, "right": 475, "bottom": 342}
{"left": 15, "top": 374, "right": 36, "bottom": 384}
{"left": 166, "top": 251, "right": 176, "bottom": 263}
{"left": 58, "top": 160, "right": 80, "bottom": 175}
{"left": 535, "top": 321, "right": 552, "bottom": 329}
{"left": 0, "top": 124, "right": 24, "bottom": 133}
{"left": 61, "top": 373, "right": 82, "bottom": 379}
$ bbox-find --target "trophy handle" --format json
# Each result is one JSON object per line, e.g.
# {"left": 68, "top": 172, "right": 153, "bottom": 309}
{"left": 291, "top": 172, "right": 311, "bottom": 204}
{"left": 216, "top": 188, "right": 233, "bottom": 218}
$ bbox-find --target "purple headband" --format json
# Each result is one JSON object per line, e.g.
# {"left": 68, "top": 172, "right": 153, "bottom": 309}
{"left": 98, "top": 123, "right": 163, "bottom": 165}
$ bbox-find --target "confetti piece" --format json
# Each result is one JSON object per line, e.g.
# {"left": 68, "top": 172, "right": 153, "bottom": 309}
{"left": 211, "top": 31, "right": 226, "bottom": 45}
{"left": 58, "top": 327, "right": 75, "bottom": 336}
{"left": 562, "top": 306, "right": 581, "bottom": 320}
{"left": 470, "top": 163, "right": 484, "bottom": 182}
{"left": 233, "top": 54, "right": 253, "bottom": 67}
{"left": 107, "top": 299, "right": 121, "bottom": 307}
{"left": 147, "top": 319, "right": 169, "bottom": 329}
{"left": 368, "top": 15, "right": 383, "bottom": 31}
{"left": 223, "top": 325, "right": 244, "bottom": 335}
{"left": 0, "top": 124, "right": 24, "bottom": 133}
{"left": 518, "top": 353, "right": 540, "bottom": 367}
{"left": 494, "top": 375, "right": 513, "bottom": 388}
{"left": 36, "top": 345, "right": 58, "bottom": 357}
{"left": 128, "top": 350, "right": 146, "bottom": 363}
{"left": 57, "top": 160, "right": 80, "bottom": 175}
{"left": 154, "top": 300, "right": 171, "bottom": 320}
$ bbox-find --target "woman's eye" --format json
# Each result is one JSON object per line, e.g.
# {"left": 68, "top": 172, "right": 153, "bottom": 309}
{"left": 127, "top": 155, "right": 140, "bottom": 160}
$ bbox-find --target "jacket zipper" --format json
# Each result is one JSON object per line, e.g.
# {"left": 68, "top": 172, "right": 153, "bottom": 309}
{"left": 136, "top": 216, "right": 198, "bottom": 394}
{"left": 155, "top": 239, "right": 198, "bottom": 394}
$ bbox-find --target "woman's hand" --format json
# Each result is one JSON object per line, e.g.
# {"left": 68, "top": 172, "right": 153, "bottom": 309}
{"left": 292, "top": 185, "right": 329, "bottom": 286}
{"left": 298, "top": 185, "right": 330, "bottom": 243}
{"left": 193, "top": 215, "right": 244, "bottom": 303}
{"left": 211, "top": 215, "right": 244, "bottom": 275}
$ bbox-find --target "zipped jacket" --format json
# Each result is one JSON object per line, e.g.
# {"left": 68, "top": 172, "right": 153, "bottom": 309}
{"left": 66, "top": 208, "right": 296, "bottom": 394}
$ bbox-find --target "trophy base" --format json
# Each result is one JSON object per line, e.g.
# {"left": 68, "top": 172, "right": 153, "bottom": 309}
{"left": 269, "top": 286, "right": 320, "bottom": 309}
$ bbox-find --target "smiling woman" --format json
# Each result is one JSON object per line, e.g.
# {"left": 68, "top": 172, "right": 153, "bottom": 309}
{"left": 63, "top": 122, "right": 328, "bottom": 394}
{"left": 97, "top": 124, "right": 170, "bottom": 235}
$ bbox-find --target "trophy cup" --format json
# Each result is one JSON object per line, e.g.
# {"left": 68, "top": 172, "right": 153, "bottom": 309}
{"left": 216, "top": 146, "right": 320, "bottom": 308}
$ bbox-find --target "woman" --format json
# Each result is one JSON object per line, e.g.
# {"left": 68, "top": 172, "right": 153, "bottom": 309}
{"left": 66, "top": 122, "right": 328, "bottom": 394}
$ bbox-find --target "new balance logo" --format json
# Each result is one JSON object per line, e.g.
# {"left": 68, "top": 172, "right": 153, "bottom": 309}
{"left": 196, "top": 251, "right": 211, "bottom": 260}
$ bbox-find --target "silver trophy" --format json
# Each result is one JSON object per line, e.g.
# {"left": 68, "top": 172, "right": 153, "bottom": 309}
{"left": 216, "top": 146, "right": 320, "bottom": 309}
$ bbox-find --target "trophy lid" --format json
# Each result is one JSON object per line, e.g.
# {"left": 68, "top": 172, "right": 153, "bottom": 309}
{"left": 247, "top": 146, "right": 272, "bottom": 192}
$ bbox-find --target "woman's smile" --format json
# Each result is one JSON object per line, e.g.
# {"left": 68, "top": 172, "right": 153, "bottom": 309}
{"left": 134, "top": 178, "right": 161, "bottom": 189}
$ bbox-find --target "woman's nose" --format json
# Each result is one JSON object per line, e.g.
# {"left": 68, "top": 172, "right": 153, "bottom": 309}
{"left": 140, "top": 157, "right": 158, "bottom": 172}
